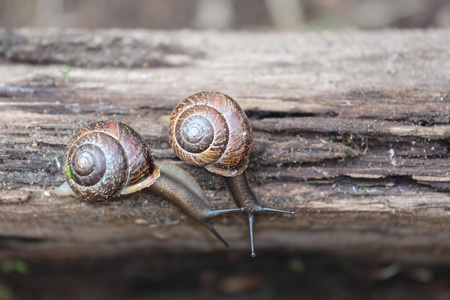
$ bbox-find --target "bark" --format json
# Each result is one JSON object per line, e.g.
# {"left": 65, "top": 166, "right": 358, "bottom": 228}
{"left": 0, "top": 28, "right": 449, "bottom": 264}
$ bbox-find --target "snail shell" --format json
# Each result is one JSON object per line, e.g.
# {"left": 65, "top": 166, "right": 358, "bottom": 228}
{"left": 63, "top": 120, "right": 159, "bottom": 202}
{"left": 168, "top": 91, "right": 253, "bottom": 177}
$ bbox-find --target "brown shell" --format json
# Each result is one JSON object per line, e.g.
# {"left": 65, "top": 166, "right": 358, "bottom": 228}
{"left": 169, "top": 92, "right": 253, "bottom": 177}
{"left": 64, "top": 120, "right": 159, "bottom": 202}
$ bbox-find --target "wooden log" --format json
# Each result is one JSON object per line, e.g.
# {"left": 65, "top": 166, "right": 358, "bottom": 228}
{"left": 0, "top": 28, "right": 449, "bottom": 263}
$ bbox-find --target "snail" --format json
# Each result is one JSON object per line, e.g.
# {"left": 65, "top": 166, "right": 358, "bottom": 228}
{"left": 53, "top": 120, "right": 241, "bottom": 247}
{"left": 168, "top": 91, "right": 294, "bottom": 257}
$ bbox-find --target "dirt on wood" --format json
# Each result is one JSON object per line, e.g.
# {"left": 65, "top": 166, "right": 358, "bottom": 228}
{"left": 0, "top": 27, "right": 449, "bottom": 299}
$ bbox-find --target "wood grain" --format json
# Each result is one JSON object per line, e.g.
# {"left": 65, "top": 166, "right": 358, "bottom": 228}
{"left": 0, "top": 28, "right": 449, "bottom": 263}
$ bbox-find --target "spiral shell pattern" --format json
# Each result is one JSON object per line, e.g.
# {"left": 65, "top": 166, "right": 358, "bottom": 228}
{"left": 64, "top": 121, "right": 159, "bottom": 202}
{"left": 169, "top": 92, "right": 253, "bottom": 177}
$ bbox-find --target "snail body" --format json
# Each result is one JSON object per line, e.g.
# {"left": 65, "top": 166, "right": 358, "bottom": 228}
{"left": 54, "top": 120, "right": 240, "bottom": 247}
{"left": 169, "top": 92, "right": 294, "bottom": 257}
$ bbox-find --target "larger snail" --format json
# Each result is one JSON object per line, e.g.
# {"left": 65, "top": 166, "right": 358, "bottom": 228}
{"left": 169, "top": 91, "right": 294, "bottom": 257}
{"left": 53, "top": 120, "right": 240, "bottom": 247}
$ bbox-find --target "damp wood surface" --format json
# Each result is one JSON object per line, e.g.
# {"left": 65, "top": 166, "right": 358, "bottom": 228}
{"left": 0, "top": 28, "right": 449, "bottom": 264}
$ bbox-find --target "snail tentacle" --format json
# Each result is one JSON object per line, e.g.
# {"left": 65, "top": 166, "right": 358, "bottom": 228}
{"left": 145, "top": 168, "right": 240, "bottom": 248}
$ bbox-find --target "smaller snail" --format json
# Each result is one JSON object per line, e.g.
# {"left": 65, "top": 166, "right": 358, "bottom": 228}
{"left": 169, "top": 92, "right": 294, "bottom": 257}
{"left": 54, "top": 120, "right": 240, "bottom": 247}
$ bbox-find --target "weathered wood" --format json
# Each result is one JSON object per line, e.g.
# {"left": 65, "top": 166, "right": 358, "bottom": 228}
{"left": 0, "top": 28, "right": 449, "bottom": 263}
